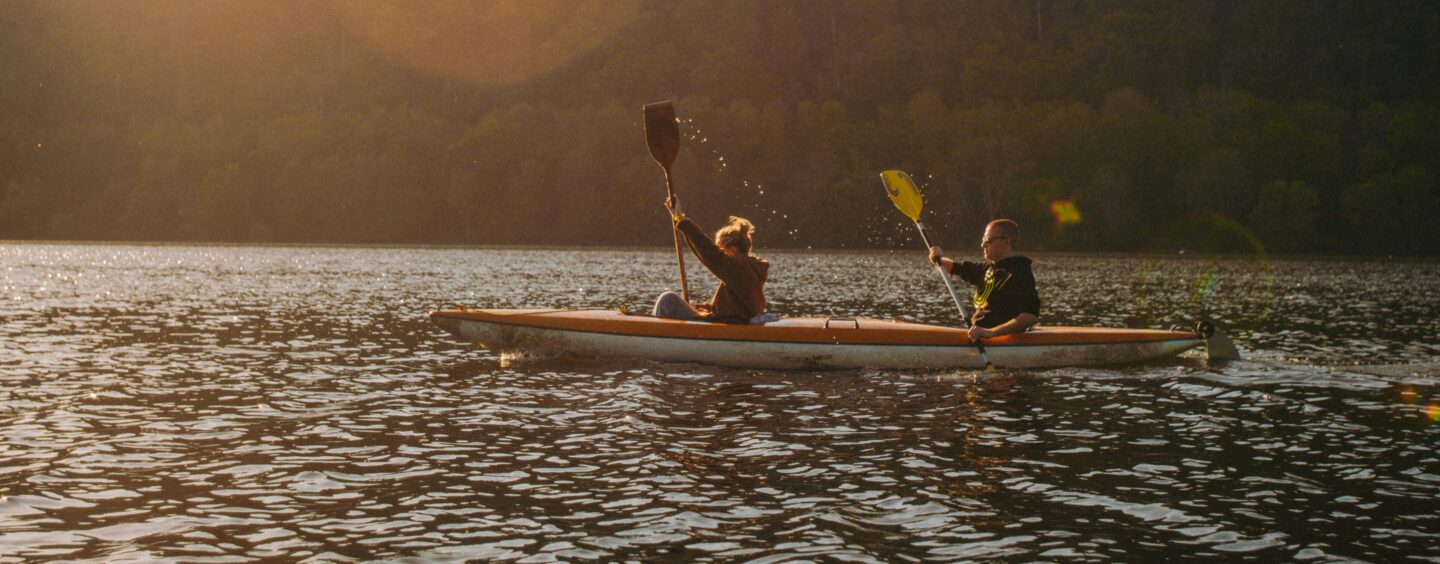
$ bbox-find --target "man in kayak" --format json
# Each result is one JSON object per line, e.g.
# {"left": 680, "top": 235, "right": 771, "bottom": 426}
{"left": 928, "top": 219, "right": 1040, "bottom": 340}
{"left": 653, "top": 199, "right": 770, "bottom": 323}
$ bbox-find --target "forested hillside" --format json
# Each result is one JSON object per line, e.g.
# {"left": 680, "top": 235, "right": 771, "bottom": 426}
{"left": 2, "top": 0, "right": 1437, "bottom": 254}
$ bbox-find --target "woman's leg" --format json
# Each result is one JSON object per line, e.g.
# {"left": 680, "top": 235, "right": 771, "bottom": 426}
{"left": 652, "top": 291, "right": 699, "bottom": 320}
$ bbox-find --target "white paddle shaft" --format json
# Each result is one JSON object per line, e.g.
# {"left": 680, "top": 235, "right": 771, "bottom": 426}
{"left": 914, "top": 221, "right": 972, "bottom": 328}
{"left": 913, "top": 221, "right": 993, "bottom": 369}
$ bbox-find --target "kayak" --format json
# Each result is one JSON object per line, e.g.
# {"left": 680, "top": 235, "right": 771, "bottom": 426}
{"left": 429, "top": 307, "right": 1211, "bottom": 370}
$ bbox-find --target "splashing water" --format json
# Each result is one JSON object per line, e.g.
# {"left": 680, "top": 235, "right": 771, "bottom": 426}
{"left": 677, "top": 118, "right": 805, "bottom": 245}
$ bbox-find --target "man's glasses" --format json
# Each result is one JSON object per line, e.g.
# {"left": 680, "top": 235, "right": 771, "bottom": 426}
{"left": 981, "top": 236, "right": 1010, "bottom": 246}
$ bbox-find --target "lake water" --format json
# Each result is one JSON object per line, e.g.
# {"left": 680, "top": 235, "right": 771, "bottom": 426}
{"left": 2, "top": 243, "right": 1438, "bottom": 561}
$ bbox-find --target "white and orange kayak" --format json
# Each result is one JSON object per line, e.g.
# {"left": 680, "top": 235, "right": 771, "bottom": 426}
{"left": 430, "top": 308, "right": 1217, "bottom": 370}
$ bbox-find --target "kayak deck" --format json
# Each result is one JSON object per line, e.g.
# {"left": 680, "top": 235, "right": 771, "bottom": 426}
{"left": 430, "top": 308, "right": 1203, "bottom": 370}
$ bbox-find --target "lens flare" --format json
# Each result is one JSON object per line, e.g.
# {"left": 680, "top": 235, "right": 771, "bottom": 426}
{"left": 331, "top": 0, "right": 641, "bottom": 84}
{"left": 1049, "top": 199, "right": 1082, "bottom": 227}
{"left": 1427, "top": 404, "right": 1440, "bottom": 423}
{"left": 1132, "top": 212, "right": 1276, "bottom": 329}
{"left": 48, "top": 1, "right": 641, "bottom": 93}
{"left": 1193, "top": 264, "right": 1219, "bottom": 300}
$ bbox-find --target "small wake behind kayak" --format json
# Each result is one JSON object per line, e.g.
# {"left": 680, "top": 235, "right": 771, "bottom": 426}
{"left": 429, "top": 308, "right": 1208, "bottom": 370}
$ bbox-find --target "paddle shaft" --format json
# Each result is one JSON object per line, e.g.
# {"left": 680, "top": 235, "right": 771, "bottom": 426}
{"left": 913, "top": 220, "right": 993, "bottom": 368}
{"left": 913, "top": 222, "right": 970, "bottom": 323}
{"left": 663, "top": 171, "right": 690, "bottom": 301}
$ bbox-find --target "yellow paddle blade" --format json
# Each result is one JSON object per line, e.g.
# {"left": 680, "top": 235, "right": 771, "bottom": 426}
{"left": 879, "top": 170, "right": 924, "bottom": 222}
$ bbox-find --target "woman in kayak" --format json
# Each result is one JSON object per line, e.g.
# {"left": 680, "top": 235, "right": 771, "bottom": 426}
{"left": 653, "top": 199, "right": 770, "bottom": 323}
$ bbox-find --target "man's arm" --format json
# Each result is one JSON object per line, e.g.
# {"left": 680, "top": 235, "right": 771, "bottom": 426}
{"left": 968, "top": 312, "right": 1039, "bottom": 340}
{"left": 928, "top": 246, "right": 983, "bottom": 285}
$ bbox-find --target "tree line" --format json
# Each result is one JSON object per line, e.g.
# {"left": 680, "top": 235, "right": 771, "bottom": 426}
{"left": 2, "top": 0, "right": 1437, "bottom": 254}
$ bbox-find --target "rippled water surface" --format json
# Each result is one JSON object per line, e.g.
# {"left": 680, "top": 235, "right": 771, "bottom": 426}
{"left": 3, "top": 243, "right": 1439, "bottom": 561}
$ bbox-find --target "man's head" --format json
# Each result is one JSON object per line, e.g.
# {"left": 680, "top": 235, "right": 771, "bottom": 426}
{"left": 981, "top": 219, "right": 1019, "bottom": 262}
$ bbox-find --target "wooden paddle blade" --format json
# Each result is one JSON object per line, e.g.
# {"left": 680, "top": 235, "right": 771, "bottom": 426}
{"left": 880, "top": 170, "right": 924, "bottom": 222}
{"left": 644, "top": 101, "right": 680, "bottom": 169}
{"left": 644, "top": 100, "right": 688, "bottom": 298}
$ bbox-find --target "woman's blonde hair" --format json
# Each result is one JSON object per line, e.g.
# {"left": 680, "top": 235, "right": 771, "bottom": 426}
{"left": 714, "top": 216, "right": 755, "bottom": 254}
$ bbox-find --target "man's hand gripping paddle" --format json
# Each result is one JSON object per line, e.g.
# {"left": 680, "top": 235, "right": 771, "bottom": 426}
{"left": 880, "top": 170, "right": 994, "bottom": 370}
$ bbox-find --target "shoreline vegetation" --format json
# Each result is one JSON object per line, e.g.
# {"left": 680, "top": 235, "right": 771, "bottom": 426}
{"left": 2, "top": 1, "right": 1437, "bottom": 255}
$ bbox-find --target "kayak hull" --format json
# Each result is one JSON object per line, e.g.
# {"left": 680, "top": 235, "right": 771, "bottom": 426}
{"left": 430, "top": 308, "right": 1203, "bottom": 370}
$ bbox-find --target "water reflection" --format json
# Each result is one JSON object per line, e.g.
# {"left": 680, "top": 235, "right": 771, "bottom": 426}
{"left": 1, "top": 243, "right": 1437, "bottom": 560}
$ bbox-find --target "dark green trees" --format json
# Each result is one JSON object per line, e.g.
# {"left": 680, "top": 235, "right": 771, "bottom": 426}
{"left": 1, "top": 0, "right": 1435, "bottom": 254}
